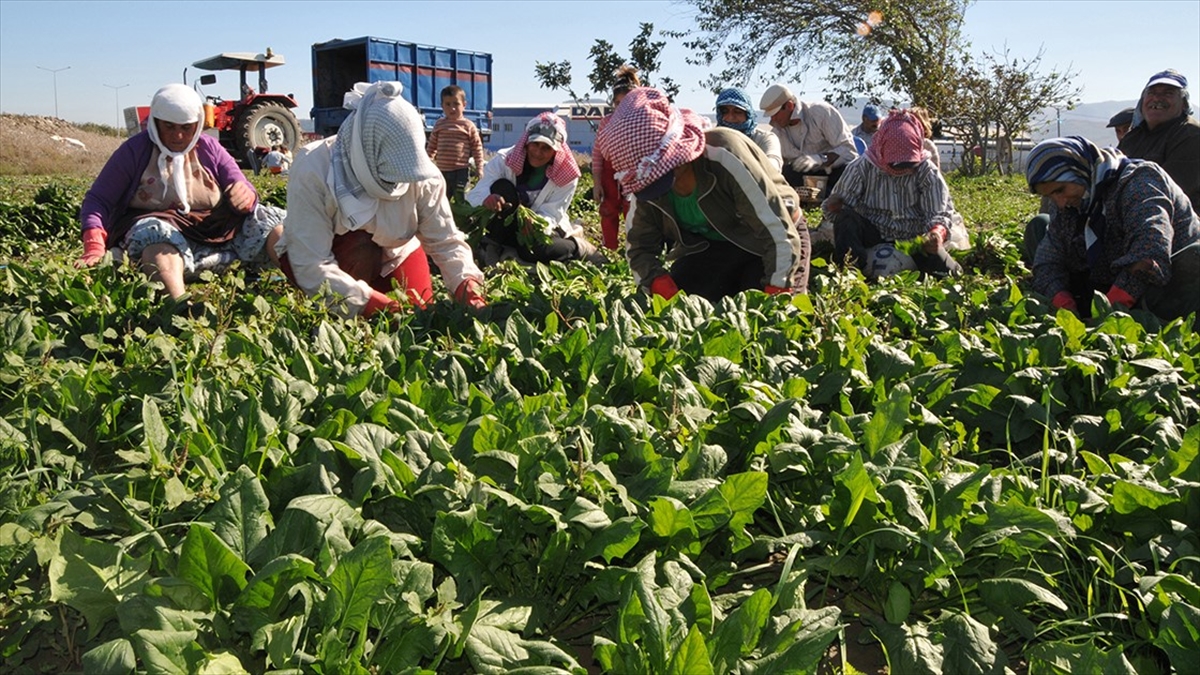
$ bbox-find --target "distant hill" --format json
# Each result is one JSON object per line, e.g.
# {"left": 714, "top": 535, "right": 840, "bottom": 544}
{"left": 1029, "top": 100, "right": 1139, "bottom": 145}
{"left": 832, "top": 99, "right": 1140, "bottom": 147}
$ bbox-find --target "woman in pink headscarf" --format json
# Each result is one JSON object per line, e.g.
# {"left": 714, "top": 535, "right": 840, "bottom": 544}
{"left": 593, "top": 87, "right": 809, "bottom": 303}
{"left": 467, "top": 112, "right": 604, "bottom": 264}
{"left": 823, "top": 109, "right": 964, "bottom": 278}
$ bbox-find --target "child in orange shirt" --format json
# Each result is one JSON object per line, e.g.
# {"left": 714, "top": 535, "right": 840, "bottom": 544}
{"left": 427, "top": 85, "right": 485, "bottom": 201}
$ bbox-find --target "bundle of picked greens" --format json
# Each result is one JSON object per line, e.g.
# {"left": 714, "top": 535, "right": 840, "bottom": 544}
{"left": 450, "top": 200, "right": 492, "bottom": 248}
{"left": 450, "top": 201, "right": 553, "bottom": 250}
{"left": 893, "top": 236, "right": 926, "bottom": 257}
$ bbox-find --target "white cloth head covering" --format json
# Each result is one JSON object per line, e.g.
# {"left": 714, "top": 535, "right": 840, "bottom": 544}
{"left": 329, "top": 81, "right": 441, "bottom": 230}
{"left": 147, "top": 84, "right": 205, "bottom": 214}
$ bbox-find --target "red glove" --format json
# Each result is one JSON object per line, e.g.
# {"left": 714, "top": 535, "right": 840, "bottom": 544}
{"left": 362, "top": 289, "right": 402, "bottom": 318}
{"left": 483, "top": 194, "right": 506, "bottom": 212}
{"left": 1051, "top": 290, "right": 1078, "bottom": 312}
{"left": 764, "top": 284, "right": 791, "bottom": 295}
{"left": 650, "top": 275, "right": 679, "bottom": 300}
{"left": 1106, "top": 285, "right": 1136, "bottom": 309}
{"left": 923, "top": 224, "right": 948, "bottom": 254}
{"left": 75, "top": 228, "right": 107, "bottom": 268}
{"left": 455, "top": 278, "right": 488, "bottom": 310}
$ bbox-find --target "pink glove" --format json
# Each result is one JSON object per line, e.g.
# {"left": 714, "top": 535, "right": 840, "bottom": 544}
{"left": 1106, "top": 285, "right": 1136, "bottom": 309}
{"left": 650, "top": 275, "right": 680, "bottom": 300}
{"left": 455, "top": 278, "right": 488, "bottom": 310}
{"left": 764, "top": 285, "right": 791, "bottom": 295}
{"left": 1051, "top": 291, "right": 1078, "bottom": 312}
{"left": 363, "top": 290, "right": 402, "bottom": 318}
{"left": 75, "top": 228, "right": 107, "bottom": 268}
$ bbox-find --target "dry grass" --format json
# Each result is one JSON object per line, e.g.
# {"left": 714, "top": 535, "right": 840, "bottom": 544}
{"left": 0, "top": 114, "right": 125, "bottom": 176}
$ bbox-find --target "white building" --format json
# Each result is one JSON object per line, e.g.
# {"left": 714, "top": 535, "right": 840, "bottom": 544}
{"left": 486, "top": 99, "right": 613, "bottom": 154}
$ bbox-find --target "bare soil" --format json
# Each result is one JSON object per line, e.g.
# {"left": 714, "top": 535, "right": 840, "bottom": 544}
{"left": 0, "top": 114, "right": 124, "bottom": 176}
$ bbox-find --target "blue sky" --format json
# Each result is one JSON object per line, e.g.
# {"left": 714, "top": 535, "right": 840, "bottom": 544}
{"left": 1, "top": 0, "right": 1197, "bottom": 127}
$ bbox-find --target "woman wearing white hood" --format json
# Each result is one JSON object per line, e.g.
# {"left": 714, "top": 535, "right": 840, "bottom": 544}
{"left": 278, "top": 81, "right": 486, "bottom": 317}
{"left": 77, "top": 83, "right": 283, "bottom": 300}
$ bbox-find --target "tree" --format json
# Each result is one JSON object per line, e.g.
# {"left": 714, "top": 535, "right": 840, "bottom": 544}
{"left": 946, "top": 46, "right": 1081, "bottom": 175}
{"left": 667, "top": 0, "right": 972, "bottom": 116}
{"left": 534, "top": 23, "right": 681, "bottom": 105}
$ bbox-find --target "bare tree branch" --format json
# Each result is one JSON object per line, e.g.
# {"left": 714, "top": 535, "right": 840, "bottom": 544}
{"left": 667, "top": 0, "right": 973, "bottom": 114}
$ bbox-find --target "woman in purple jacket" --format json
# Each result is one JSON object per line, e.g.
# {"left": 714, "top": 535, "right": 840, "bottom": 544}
{"left": 76, "top": 83, "right": 283, "bottom": 300}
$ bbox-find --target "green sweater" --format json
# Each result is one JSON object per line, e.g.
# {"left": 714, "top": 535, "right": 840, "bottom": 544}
{"left": 626, "top": 127, "right": 808, "bottom": 290}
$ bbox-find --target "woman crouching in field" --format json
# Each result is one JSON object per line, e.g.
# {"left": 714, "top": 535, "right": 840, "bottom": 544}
{"left": 276, "top": 81, "right": 486, "bottom": 318}
{"left": 467, "top": 112, "right": 605, "bottom": 265}
{"left": 594, "top": 87, "right": 809, "bottom": 303}
{"left": 76, "top": 84, "right": 283, "bottom": 302}
{"left": 1024, "top": 136, "right": 1200, "bottom": 324}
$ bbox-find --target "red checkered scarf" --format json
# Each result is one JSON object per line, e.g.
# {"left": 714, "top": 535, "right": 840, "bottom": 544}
{"left": 594, "top": 87, "right": 706, "bottom": 195}
{"left": 866, "top": 109, "right": 927, "bottom": 176}
{"left": 504, "top": 112, "right": 581, "bottom": 186}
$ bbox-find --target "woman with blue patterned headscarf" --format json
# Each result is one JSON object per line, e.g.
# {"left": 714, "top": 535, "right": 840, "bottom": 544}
{"left": 715, "top": 87, "right": 783, "bottom": 171}
{"left": 1024, "top": 136, "right": 1200, "bottom": 324}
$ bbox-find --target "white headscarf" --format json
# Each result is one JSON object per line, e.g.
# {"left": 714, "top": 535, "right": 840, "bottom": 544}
{"left": 329, "top": 81, "right": 440, "bottom": 230}
{"left": 146, "top": 84, "right": 205, "bottom": 214}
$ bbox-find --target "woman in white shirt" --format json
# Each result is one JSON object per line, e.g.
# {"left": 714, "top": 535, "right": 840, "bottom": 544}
{"left": 278, "top": 81, "right": 486, "bottom": 318}
{"left": 467, "top": 113, "right": 603, "bottom": 264}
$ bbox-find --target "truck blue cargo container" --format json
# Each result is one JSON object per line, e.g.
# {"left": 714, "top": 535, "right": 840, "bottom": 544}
{"left": 311, "top": 36, "right": 493, "bottom": 139}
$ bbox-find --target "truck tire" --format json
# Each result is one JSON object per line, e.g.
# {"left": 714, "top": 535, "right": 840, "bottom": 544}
{"left": 236, "top": 101, "right": 302, "bottom": 159}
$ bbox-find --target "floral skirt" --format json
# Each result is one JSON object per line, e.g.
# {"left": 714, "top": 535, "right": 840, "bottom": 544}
{"left": 121, "top": 204, "right": 284, "bottom": 278}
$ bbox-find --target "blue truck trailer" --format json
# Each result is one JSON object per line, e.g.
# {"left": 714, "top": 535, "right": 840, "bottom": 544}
{"left": 311, "top": 36, "right": 493, "bottom": 140}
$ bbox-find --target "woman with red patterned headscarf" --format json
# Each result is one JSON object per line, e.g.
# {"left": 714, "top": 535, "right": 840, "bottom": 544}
{"left": 467, "top": 112, "right": 604, "bottom": 264}
{"left": 823, "top": 109, "right": 964, "bottom": 279}
{"left": 592, "top": 64, "right": 642, "bottom": 250}
{"left": 594, "top": 87, "right": 809, "bottom": 303}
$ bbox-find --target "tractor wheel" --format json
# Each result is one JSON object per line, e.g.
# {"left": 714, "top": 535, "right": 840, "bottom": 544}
{"left": 236, "top": 101, "right": 302, "bottom": 159}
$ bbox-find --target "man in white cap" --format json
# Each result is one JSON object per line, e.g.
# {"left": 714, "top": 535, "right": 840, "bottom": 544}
{"left": 759, "top": 83, "right": 858, "bottom": 201}
{"left": 1118, "top": 69, "right": 1200, "bottom": 207}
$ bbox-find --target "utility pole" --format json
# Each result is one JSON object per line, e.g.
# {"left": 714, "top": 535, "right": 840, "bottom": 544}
{"left": 1055, "top": 108, "right": 1061, "bottom": 137}
{"left": 104, "top": 83, "right": 129, "bottom": 130}
{"left": 37, "top": 65, "right": 71, "bottom": 118}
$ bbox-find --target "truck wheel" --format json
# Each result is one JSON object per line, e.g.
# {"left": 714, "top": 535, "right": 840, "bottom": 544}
{"left": 237, "top": 102, "right": 302, "bottom": 159}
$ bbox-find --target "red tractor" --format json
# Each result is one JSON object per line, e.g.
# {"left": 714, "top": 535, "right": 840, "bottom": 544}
{"left": 190, "top": 49, "right": 303, "bottom": 169}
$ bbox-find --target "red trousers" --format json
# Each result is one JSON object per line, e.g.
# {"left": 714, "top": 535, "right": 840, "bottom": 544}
{"left": 597, "top": 161, "right": 628, "bottom": 251}
{"left": 280, "top": 230, "right": 433, "bottom": 306}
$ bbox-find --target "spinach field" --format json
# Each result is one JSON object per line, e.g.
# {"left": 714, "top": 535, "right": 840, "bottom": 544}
{"left": 0, "top": 173, "right": 1197, "bottom": 674}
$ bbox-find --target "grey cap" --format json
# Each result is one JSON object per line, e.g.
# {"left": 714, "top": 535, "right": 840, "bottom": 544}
{"left": 1106, "top": 107, "right": 1135, "bottom": 128}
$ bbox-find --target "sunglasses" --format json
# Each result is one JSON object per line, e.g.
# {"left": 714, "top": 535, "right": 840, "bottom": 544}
{"left": 888, "top": 161, "right": 919, "bottom": 170}
{"left": 526, "top": 123, "right": 562, "bottom": 143}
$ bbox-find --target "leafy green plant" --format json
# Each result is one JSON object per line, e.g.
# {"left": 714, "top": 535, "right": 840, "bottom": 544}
{"left": 1, "top": 172, "right": 1197, "bottom": 675}
{"left": 0, "top": 181, "right": 85, "bottom": 256}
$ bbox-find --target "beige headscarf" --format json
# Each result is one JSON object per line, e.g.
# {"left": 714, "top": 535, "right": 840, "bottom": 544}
{"left": 146, "top": 84, "right": 205, "bottom": 214}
